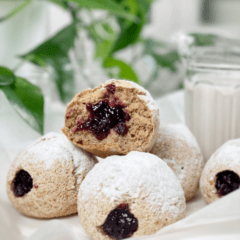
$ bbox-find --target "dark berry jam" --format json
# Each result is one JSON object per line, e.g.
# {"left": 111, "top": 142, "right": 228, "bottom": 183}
{"left": 103, "top": 84, "right": 116, "bottom": 98}
{"left": 102, "top": 203, "right": 138, "bottom": 240}
{"left": 12, "top": 170, "right": 33, "bottom": 197}
{"left": 73, "top": 84, "right": 130, "bottom": 140}
{"left": 215, "top": 170, "right": 240, "bottom": 197}
{"left": 105, "top": 83, "right": 116, "bottom": 95}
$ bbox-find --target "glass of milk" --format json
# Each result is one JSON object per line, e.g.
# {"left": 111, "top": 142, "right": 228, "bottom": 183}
{"left": 184, "top": 48, "right": 240, "bottom": 160}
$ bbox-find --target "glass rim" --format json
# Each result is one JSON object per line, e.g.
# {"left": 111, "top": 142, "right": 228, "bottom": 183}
{"left": 186, "top": 62, "right": 240, "bottom": 71}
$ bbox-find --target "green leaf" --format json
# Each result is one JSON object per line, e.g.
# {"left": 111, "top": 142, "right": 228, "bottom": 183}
{"left": 110, "top": 0, "right": 151, "bottom": 54}
{"left": 151, "top": 51, "right": 180, "bottom": 72}
{"left": 20, "top": 23, "right": 77, "bottom": 103}
{"left": 0, "top": 0, "right": 33, "bottom": 22}
{"left": 143, "top": 38, "right": 166, "bottom": 52}
{"left": 189, "top": 33, "right": 218, "bottom": 46}
{"left": 49, "top": 0, "right": 69, "bottom": 9}
{"left": 103, "top": 57, "right": 139, "bottom": 83}
{"left": 55, "top": 0, "right": 136, "bottom": 21}
{"left": 0, "top": 66, "right": 16, "bottom": 86}
{"left": 96, "top": 40, "right": 115, "bottom": 60}
{"left": 87, "top": 23, "right": 117, "bottom": 60}
{"left": 0, "top": 77, "right": 44, "bottom": 134}
{"left": 143, "top": 37, "right": 181, "bottom": 72}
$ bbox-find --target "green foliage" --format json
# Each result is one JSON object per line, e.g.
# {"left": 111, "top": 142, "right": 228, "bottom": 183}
{"left": 0, "top": 0, "right": 33, "bottom": 22}
{"left": 143, "top": 39, "right": 180, "bottom": 72}
{"left": 103, "top": 57, "right": 139, "bottom": 83}
{"left": 20, "top": 23, "right": 77, "bottom": 103}
{"left": 0, "top": 67, "right": 16, "bottom": 86}
{"left": 0, "top": 71, "right": 44, "bottom": 134}
{"left": 151, "top": 51, "right": 180, "bottom": 72}
{"left": 189, "top": 33, "right": 218, "bottom": 46}
{"left": 0, "top": 0, "right": 182, "bottom": 133}
{"left": 87, "top": 23, "right": 116, "bottom": 60}
{"left": 50, "top": 0, "right": 136, "bottom": 20}
{"left": 110, "top": 0, "right": 151, "bottom": 54}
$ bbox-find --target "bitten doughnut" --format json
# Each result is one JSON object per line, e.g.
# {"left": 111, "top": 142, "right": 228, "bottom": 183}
{"left": 62, "top": 79, "right": 159, "bottom": 158}
{"left": 6, "top": 132, "right": 98, "bottom": 218}
{"left": 78, "top": 151, "right": 186, "bottom": 240}
{"left": 200, "top": 139, "right": 240, "bottom": 204}
{"left": 150, "top": 124, "right": 204, "bottom": 201}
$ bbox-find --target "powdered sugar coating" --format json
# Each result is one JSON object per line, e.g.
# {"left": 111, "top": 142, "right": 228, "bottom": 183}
{"left": 103, "top": 79, "right": 159, "bottom": 111}
{"left": 200, "top": 139, "right": 240, "bottom": 204}
{"left": 79, "top": 151, "right": 185, "bottom": 218}
{"left": 158, "top": 123, "right": 200, "bottom": 150}
{"left": 204, "top": 139, "right": 240, "bottom": 170}
{"left": 150, "top": 123, "right": 204, "bottom": 201}
{"left": 12, "top": 132, "right": 97, "bottom": 184}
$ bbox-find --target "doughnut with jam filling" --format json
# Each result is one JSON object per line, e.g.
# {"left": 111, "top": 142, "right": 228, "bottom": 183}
{"left": 6, "top": 132, "right": 97, "bottom": 218}
{"left": 200, "top": 139, "right": 240, "bottom": 204}
{"left": 62, "top": 79, "right": 160, "bottom": 158}
{"left": 77, "top": 152, "right": 186, "bottom": 240}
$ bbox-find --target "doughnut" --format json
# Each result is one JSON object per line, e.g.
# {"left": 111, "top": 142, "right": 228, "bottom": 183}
{"left": 150, "top": 124, "right": 204, "bottom": 201}
{"left": 6, "top": 132, "right": 98, "bottom": 218}
{"left": 62, "top": 79, "right": 159, "bottom": 158}
{"left": 77, "top": 151, "right": 186, "bottom": 240}
{"left": 200, "top": 139, "right": 240, "bottom": 204}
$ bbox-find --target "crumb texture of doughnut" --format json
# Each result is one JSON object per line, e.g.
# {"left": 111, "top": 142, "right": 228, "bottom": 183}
{"left": 62, "top": 79, "right": 159, "bottom": 158}
{"left": 150, "top": 124, "right": 205, "bottom": 201}
{"left": 200, "top": 139, "right": 240, "bottom": 204}
{"left": 6, "top": 132, "right": 98, "bottom": 218}
{"left": 78, "top": 151, "right": 186, "bottom": 240}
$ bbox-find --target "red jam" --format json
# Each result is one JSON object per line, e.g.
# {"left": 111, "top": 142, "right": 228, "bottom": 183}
{"left": 73, "top": 84, "right": 130, "bottom": 140}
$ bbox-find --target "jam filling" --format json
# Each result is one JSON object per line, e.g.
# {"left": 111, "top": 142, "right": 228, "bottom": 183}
{"left": 73, "top": 84, "right": 130, "bottom": 140}
{"left": 102, "top": 203, "right": 138, "bottom": 240}
{"left": 12, "top": 170, "right": 33, "bottom": 197}
{"left": 215, "top": 170, "right": 240, "bottom": 197}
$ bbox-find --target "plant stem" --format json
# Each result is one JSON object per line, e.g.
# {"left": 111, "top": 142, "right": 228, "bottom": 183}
{"left": 0, "top": 0, "right": 33, "bottom": 22}
{"left": 73, "top": 32, "right": 95, "bottom": 89}
{"left": 131, "top": 45, "right": 143, "bottom": 66}
{"left": 143, "top": 66, "right": 159, "bottom": 89}
{"left": 13, "top": 59, "right": 26, "bottom": 73}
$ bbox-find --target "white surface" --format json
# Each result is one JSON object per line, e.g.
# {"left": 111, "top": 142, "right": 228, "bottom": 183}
{"left": 1, "top": 90, "right": 240, "bottom": 240}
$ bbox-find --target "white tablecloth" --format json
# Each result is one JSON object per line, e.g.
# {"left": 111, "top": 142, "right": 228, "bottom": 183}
{"left": 1, "top": 90, "right": 240, "bottom": 240}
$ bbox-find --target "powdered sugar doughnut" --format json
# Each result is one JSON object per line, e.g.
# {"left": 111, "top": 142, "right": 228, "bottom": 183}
{"left": 78, "top": 151, "right": 186, "bottom": 240}
{"left": 150, "top": 124, "right": 204, "bottom": 201}
{"left": 6, "top": 132, "right": 98, "bottom": 218}
{"left": 200, "top": 139, "right": 240, "bottom": 204}
{"left": 62, "top": 79, "right": 159, "bottom": 158}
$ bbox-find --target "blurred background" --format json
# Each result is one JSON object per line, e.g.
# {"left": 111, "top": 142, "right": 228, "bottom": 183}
{"left": 0, "top": 0, "right": 240, "bottom": 134}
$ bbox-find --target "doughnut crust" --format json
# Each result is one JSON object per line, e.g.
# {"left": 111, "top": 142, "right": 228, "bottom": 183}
{"left": 62, "top": 79, "right": 159, "bottom": 158}
{"left": 78, "top": 151, "right": 186, "bottom": 240}
{"left": 6, "top": 132, "right": 98, "bottom": 218}
{"left": 200, "top": 139, "right": 240, "bottom": 204}
{"left": 150, "top": 124, "right": 205, "bottom": 201}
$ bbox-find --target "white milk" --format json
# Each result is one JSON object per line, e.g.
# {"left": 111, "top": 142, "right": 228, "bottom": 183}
{"left": 185, "top": 73, "right": 240, "bottom": 160}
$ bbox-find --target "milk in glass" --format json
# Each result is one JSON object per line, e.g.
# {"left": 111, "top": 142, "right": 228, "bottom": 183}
{"left": 185, "top": 58, "right": 240, "bottom": 160}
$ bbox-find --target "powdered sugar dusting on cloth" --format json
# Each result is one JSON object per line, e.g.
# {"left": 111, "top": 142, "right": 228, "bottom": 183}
{"left": 104, "top": 79, "right": 159, "bottom": 111}
{"left": 79, "top": 151, "right": 185, "bottom": 218}
{"left": 17, "top": 132, "right": 97, "bottom": 183}
{"left": 159, "top": 123, "right": 200, "bottom": 150}
{"left": 206, "top": 139, "right": 240, "bottom": 170}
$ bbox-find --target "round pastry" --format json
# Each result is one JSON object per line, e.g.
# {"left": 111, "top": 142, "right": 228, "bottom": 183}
{"left": 150, "top": 124, "right": 204, "bottom": 201}
{"left": 62, "top": 79, "right": 159, "bottom": 158}
{"left": 200, "top": 139, "right": 240, "bottom": 204}
{"left": 6, "top": 132, "right": 98, "bottom": 218}
{"left": 78, "top": 151, "right": 186, "bottom": 240}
